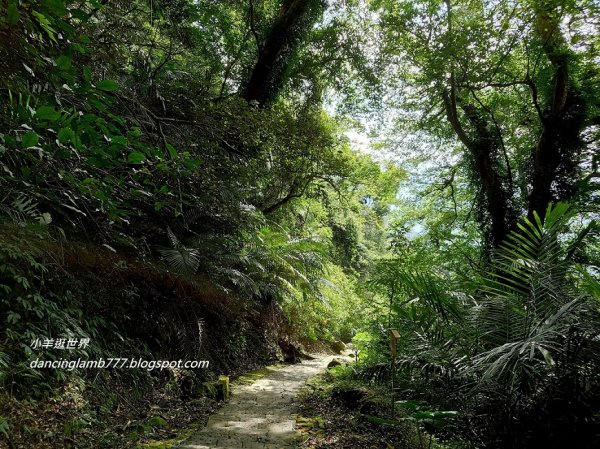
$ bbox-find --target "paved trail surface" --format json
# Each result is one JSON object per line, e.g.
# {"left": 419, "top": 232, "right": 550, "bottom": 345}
{"left": 176, "top": 354, "right": 335, "bottom": 449}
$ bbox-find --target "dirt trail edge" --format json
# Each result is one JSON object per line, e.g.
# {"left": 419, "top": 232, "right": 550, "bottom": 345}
{"left": 175, "top": 354, "right": 337, "bottom": 449}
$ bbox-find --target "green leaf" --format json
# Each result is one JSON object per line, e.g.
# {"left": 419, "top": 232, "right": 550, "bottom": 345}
{"left": 57, "top": 127, "right": 74, "bottom": 143}
{"left": 7, "top": 311, "right": 21, "bottom": 324}
{"left": 127, "top": 151, "right": 146, "bottom": 164}
{"left": 36, "top": 106, "right": 61, "bottom": 122}
{"left": 32, "top": 10, "right": 57, "bottom": 42}
{"left": 110, "top": 135, "right": 127, "bottom": 145}
{"left": 7, "top": 1, "right": 19, "bottom": 25}
{"left": 413, "top": 411, "right": 435, "bottom": 420}
{"left": 128, "top": 127, "right": 142, "bottom": 138}
{"left": 56, "top": 55, "right": 72, "bottom": 71}
{"left": 396, "top": 400, "right": 420, "bottom": 410}
{"left": 87, "top": 155, "right": 112, "bottom": 168}
{"left": 184, "top": 158, "right": 201, "bottom": 170}
{"left": 0, "top": 416, "right": 9, "bottom": 437}
{"left": 71, "top": 9, "right": 88, "bottom": 20}
{"left": 432, "top": 411, "right": 457, "bottom": 419}
{"left": 83, "top": 66, "right": 92, "bottom": 81}
{"left": 571, "top": 34, "right": 583, "bottom": 45}
{"left": 89, "top": 97, "right": 108, "bottom": 111}
{"left": 166, "top": 143, "right": 178, "bottom": 159}
{"left": 96, "top": 80, "right": 120, "bottom": 92}
{"left": 22, "top": 132, "right": 39, "bottom": 148}
{"left": 42, "top": 0, "right": 67, "bottom": 16}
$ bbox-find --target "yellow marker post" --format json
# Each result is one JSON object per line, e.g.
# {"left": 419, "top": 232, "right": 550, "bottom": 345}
{"left": 388, "top": 329, "right": 400, "bottom": 415}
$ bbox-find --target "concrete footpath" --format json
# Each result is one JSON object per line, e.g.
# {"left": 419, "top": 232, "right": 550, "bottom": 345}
{"left": 175, "top": 354, "right": 335, "bottom": 449}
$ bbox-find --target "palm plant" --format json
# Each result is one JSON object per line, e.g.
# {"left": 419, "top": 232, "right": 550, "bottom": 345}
{"left": 464, "top": 203, "right": 600, "bottom": 447}
{"left": 372, "top": 203, "right": 599, "bottom": 447}
{"left": 159, "top": 227, "right": 202, "bottom": 275}
{"left": 159, "top": 223, "right": 327, "bottom": 301}
{"left": 360, "top": 263, "right": 470, "bottom": 391}
{"left": 392, "top": 269, "right": 471, "bottom": 394}
{"left": 239, "top": 226, "right": 328, "bottom": 300}
{"left": 471, "top": 203, "right": 599, "bottom": 388}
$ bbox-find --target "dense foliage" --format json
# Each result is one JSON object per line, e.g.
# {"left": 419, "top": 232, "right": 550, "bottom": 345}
{"left": 0, "top": 0, "right": 598, "bottom": 448}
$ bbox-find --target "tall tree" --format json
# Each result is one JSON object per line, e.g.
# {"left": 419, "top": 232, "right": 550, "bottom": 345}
{"left": 243, "top": 0, "right": 326, "bottom": 106}
{"left": 441, "top": 0, "right": 515, "bottom": 248}
{"left": 527, "top": 0, "right": 588, "bottom": 221}
{"left": 373, "top": 0, "right": 599, "bottom": 248}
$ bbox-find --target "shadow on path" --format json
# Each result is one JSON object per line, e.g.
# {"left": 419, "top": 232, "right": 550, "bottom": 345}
{"left": 175, "top": 355, "right": 336, "bottom": 449}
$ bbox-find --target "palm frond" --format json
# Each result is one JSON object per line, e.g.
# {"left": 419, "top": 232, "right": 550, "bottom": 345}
{"left": 468, "top": 203, "right": 598, "bottom": 391}
{"left": 159, "top": 227, "right": 201, "bottom": 275}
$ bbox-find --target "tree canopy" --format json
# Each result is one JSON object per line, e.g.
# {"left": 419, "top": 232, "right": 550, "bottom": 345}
{"left": 0, "top": 0, "right": 598, "bottom": 448}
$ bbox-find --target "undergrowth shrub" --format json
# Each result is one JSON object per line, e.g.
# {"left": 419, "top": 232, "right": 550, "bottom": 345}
{"left": 284, "top": 263, "right": 364, "bottom": 345}
{"left": 356, "top": 205, "right": 600, "bottom": 448}
{"left": 0, "top": 226, "right": 139, "bottom": 397}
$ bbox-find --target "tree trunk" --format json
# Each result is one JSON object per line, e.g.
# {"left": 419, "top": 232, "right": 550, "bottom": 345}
{"left": 442, "top": 0, "right": 514, "bottom": 249}
{"left": 442, "top": 88, "right": 514, "bottom": 248}
{"left": 243, "top": 0, "right": 323, "bottom": 106}
{"left": 527, "top": 6, "right": 586, "bottom": 222}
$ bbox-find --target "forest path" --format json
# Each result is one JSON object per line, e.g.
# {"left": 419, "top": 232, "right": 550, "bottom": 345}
{"left": 175, "top": 353, "right": 339, "bottom": 449}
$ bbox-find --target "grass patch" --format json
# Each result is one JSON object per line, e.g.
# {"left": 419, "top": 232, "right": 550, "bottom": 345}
{"left": 297, "top": 366, "right": 470, "bottom": 449}
{"left": 136, "top": 420, "right": 207, "bottom": 449}
{"left": 233, "top": 363, "right": 286, "bottom": 386}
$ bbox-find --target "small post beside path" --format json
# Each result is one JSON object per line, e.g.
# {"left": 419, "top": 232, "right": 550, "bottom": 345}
{"left": 389, "top": 328, "right": 400, "bottom": 416}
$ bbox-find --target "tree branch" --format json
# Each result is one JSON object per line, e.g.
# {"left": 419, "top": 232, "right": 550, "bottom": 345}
{"left": 248, "top": 0, "right": 261, "bottom": 56}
